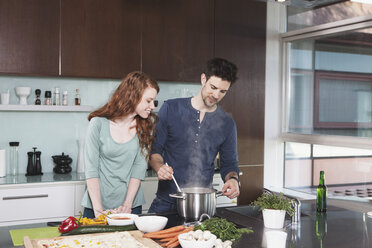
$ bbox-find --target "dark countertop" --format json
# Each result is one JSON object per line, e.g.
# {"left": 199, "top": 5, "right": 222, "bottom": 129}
{"left": 2, "top": 200, "right": 371, "bottom": 247}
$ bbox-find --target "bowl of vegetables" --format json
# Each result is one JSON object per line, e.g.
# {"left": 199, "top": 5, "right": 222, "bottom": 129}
{"left": 178, "top": 230, "right": 217, "bottom": 248}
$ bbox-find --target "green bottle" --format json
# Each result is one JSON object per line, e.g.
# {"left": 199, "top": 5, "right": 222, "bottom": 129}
{"left": 316, "top": 212, "right": 327, "bottom": 247}
{"left": 316, "top": 171, "right": 327, "bottom": 212}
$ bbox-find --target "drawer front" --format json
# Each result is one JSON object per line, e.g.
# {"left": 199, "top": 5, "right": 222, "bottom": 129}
{"left": 0, "top": 185, "right": 74, "bottom": 222}
{"left": 213, "top": 176, "right": 237, "bottom": 207}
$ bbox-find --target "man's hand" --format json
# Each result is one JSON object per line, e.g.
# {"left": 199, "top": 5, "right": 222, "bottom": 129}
{"left": 156, "top": 164, "right": 174, "bottom": 180}
{"left": 221, "top": 178, "right": 240, "bottom": 199}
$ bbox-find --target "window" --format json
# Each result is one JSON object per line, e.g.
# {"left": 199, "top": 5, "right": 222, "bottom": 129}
{"left": 281, "top": 2, "right": 372, "bottom": 196}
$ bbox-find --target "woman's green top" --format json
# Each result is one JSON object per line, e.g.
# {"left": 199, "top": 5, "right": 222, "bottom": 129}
{"left": 81, "top": 117, "right": 147, "bottom": 210}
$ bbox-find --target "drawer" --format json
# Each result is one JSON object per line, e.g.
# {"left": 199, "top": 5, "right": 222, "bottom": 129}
{"left": 0, "top": 185, "right": 74, "bottom": 222}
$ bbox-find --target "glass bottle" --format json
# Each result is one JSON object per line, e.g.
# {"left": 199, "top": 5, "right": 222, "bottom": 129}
{"left": 53, "top": 87, "right": 60, "bottom": 105}
{"left": 316, "top": 212, "right": 327, "bottom": 248}
{"left": 62, "top": 91, "right": 68, "bottom": 106}
{"left": 75, "top": 89, "right": 81, "bottom": 105}
{"left": 316, "top": 170, "right": 327, "bottom": 212}
{"left": 8, "top": 142, "right": 19, "bottom": 176}
{"left": 44, "top": 91, "right": 52, "bottom": 105}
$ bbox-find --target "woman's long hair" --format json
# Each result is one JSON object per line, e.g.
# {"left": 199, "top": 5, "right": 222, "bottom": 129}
{"left": 88, "top": 71, "right": 159, "bottom": 159}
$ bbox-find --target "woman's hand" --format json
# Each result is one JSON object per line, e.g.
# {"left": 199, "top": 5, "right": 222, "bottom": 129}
{"left": 115, "top": 203, "right": 132, "bottom": 214}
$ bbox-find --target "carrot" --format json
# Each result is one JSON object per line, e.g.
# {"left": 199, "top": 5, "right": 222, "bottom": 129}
{"left": 167, "top": 240, "right": 180, "bottom": 248}
{"left": 143, "top": 225, "right": 185, "bottom": 237}
{"left": 159, "top": 237, "right": 174, "bottom": 242}
{"left": 164, "top": 226, "right": 194, "bottom": 247}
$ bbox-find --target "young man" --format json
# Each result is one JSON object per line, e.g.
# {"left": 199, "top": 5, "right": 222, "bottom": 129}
{"left": 148, "top": 58, "right": 240, "bottom": 213}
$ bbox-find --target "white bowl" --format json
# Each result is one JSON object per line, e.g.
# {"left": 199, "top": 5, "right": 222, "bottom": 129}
{"left": 134, "top": 216, "right": 168, "bottom": 233}
{"left": 107, "top": 213, "right": 138, "bottom": 226}
{"left": 178, "top": 232, "right": 217, "bottom": 248}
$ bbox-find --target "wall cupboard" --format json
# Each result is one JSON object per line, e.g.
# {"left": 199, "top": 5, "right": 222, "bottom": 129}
{"left": 0, "top": 0, "right": 59, "bottom": 76}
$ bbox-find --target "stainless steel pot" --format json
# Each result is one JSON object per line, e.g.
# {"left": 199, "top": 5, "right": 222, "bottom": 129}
{"left": 169, "top": 187, "right": 223, "bottom": 221}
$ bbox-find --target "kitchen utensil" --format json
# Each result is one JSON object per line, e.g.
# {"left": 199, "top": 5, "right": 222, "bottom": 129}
{"left": 52, "top": 153, "right": 72, "bottom": 174}
{"left": 26, "top": 147, "right": 43, "bottom": 176}
{"left": 165, "top": 163, "right": 181, "bottom": 192}
{"left": 169, "top": 187, "right": 223, "bottom": 221}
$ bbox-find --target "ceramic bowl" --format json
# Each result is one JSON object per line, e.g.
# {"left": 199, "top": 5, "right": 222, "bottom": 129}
{"left": 106, "top": 213, "right": 138, "bottom": 226}
{"left": 134, "top": 216, "right": 168, "bottom": 233}
{"left": 178, "top": 232, "right": 217, "bottom": 248}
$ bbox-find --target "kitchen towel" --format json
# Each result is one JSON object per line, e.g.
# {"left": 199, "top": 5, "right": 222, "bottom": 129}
{"left": 10, "top": 227, "right": 60, "bottom": 246}
{"left": 0, "top": 149, "right": 5, "bottom": 177}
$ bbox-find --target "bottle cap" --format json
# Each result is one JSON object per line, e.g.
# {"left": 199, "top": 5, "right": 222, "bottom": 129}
{"left": 9, "top": 142, "right": 20, "bottom": 146}
{"left": 63, "top": 91, "right": 68, "bottom": 95}
{"left": 76, "top": 89, "right": 80, "bottom": 93}
{"left": 45, "top": 91, "right": 52, "bottom": 98}
{"left": 55, "top": 88, "right": 60, "bottom": 93}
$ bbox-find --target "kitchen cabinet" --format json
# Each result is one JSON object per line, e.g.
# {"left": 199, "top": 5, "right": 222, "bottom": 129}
{"left": 215, "top": 0, "right": 266, "bottom": 165}
{"left": 0, "top": 0, "right": 59, "bottom": 76}
{"left": 142, "top": 0, "right": 214, "bottom": 82}
{"left": 60, "top": 0, "right": 141, "bottom": 78}
{"left": 141, "top": 178, "right": 158, "bottom": 213}
{"left": 0, "top": 182, "right": 85, "bottom": 226}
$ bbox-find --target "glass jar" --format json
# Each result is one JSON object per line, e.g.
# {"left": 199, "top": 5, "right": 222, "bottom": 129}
{"left": 8, "top": 142, "right": 19, "bottom": 176}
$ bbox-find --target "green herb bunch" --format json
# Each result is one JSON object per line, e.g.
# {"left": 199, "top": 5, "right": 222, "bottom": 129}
{"left": 194, "top": 217, "right": 253, "bottom": 242}
{"left": 251, "top": 193, "right": 295, "bottom": 216}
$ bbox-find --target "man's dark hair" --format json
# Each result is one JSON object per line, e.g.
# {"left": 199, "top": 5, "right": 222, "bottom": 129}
{"left": 204, "top": 57, "right": 238, "bottom": 84}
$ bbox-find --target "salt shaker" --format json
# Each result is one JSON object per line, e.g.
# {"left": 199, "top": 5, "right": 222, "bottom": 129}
{"left": 53, "top": 87, "right": 60, "bottom": 106}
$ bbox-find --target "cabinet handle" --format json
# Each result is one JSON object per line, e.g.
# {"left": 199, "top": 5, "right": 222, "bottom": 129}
{"left": 212, "top": 184, "right": 219, "bottom": 187}
{"left": 3, "top": 194, "right": 48, "bottom": 200}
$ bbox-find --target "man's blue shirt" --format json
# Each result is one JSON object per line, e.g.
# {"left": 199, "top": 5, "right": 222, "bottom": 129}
{"left": 152, "top": 97, "right": 239, "bottom": 203}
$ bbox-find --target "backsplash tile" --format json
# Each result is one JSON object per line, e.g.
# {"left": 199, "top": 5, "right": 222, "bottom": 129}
{"left": 0, "top": 75, "right": 200, "bottom": 175}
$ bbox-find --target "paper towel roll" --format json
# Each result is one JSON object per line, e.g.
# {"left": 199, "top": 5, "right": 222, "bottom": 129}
{"left": 0, "top": 149, "right": 5, "bottom": 177}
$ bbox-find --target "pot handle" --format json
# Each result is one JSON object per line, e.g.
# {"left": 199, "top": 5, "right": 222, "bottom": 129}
{"left": 216, "top": 191, "right": 224, "bottom": 197}
{"left": 169, "top": 193, "right": 185, "bottom": 199}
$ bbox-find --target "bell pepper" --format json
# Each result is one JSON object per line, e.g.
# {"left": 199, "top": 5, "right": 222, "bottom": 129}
{"left": 58, "top": 216, "right": 80, "bottom": 233}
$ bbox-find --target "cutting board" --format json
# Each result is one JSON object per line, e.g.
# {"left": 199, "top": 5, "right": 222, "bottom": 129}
{"left": 24, "top": 230, "right": 162, "bottom": 248}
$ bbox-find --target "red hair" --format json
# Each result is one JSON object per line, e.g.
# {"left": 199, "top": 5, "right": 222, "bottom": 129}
{"left": 88, "top": 71, "right": 159, "bottom": 159}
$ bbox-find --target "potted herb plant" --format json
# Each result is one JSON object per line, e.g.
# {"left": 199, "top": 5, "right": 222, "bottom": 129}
{"left": 251, "top": 193, "right": 295, "bottom": 229}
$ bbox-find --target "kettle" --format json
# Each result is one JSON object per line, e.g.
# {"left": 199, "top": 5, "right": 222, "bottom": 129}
{"left": 52, "top": 153, "right": 73, "bottom": 174}
{"left": 26, "top": 147, "right": 43, "bottom": 176}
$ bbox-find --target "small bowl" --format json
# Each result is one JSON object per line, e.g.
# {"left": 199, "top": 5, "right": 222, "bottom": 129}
{"left": 107, "top": 213, "right": 138, "bottom": 226}
{"left": 178, "top": 232, "right": 217, "bottom": 248}
{"left": 134, "top": 216, "right": 168, "bottom": 233}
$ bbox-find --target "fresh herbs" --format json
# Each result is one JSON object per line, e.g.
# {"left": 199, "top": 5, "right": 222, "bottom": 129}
{"left": 251, "top": 193, "right": 295, "bottom": 216}
{"left": 194, "top": 217, "right": 253, "bottom": 241}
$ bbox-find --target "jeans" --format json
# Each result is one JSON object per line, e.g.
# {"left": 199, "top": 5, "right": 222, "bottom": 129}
{"left": 148, "top": 196, "right": 177, "bottom": 214}
{"left": 83, "top": 205, "right": 142, "bottom": 218}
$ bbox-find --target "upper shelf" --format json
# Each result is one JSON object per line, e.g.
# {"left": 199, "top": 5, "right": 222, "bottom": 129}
{"left": 0, "top": 104, "right": 94, "bottom": 112}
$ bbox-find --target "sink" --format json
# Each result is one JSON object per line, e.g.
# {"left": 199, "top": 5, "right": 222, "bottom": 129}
{"left": 226, "top": 205, "right": 308, "bottom": 220}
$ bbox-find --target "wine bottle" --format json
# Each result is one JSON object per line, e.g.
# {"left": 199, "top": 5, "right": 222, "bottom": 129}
{"left": 316, "top": 170, "right": 327, "bottom": 212}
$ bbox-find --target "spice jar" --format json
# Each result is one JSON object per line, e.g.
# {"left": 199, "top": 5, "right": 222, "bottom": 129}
{"left": 62, "top": 91, "right": 68, "bottom": 106}
{"left": 53, "top": 87, "right": 60, "bottom": 106}
{"left": 44, "top": 91, "right": 52, "bottom": 105}
{"left": 75, "top": 89, "right": 81, "bottom": 105}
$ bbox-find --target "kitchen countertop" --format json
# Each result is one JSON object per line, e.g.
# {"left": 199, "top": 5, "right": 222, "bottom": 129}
{"left": 2, "top": 200, "right": 371, "bottom": 247}
{"left": 0, "top": 170, "right": 159, "bottom": 186}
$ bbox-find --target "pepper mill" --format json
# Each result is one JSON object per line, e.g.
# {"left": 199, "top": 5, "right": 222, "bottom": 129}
{"left": 26, "top": 147, "right": 43, "bottom": 176}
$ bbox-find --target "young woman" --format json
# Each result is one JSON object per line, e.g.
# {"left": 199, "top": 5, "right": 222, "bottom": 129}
{"left": 81, "top": 71, "right": 159, "bottom": 218}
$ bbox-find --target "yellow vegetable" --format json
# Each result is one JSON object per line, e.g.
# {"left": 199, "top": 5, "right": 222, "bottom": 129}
{"left": 79, "top": 215, "right": 107, "bottom": 225}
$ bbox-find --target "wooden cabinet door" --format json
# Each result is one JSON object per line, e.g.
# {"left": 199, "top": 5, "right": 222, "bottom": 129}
{"left": 0, "top": 0, "right": 59, "bottom": 76}
{"left": 142, "top": 0, "right": 214, "bottom": 82}
{"left": 61, "top": 0, "right": 141, "bottom": 79}
{"left": 215, "top": 0, "right": 266, "bottom": 165}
